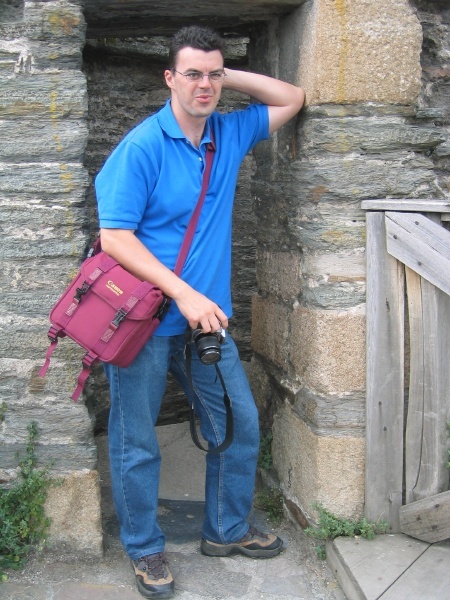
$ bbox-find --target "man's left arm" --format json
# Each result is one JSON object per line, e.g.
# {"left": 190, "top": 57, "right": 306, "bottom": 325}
{"left": 223, "top": 68, "right": 305, "bottom": 134}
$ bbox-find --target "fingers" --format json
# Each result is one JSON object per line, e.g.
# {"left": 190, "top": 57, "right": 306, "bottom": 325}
{"left": 190, "top": 306, "right": 228, "bottom": 333}
{"left": 176, "top": 289, "right": 228, "bottom": 332}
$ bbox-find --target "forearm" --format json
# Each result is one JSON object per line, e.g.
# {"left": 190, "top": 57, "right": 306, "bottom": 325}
{"left": 100, "top": 228, "right": 188, "bottom": 299}
{"left": 223, "top": 68, "right": 301, "bottom": 106}
{"left": 100, "top": 228, "right": 228, "bottom": 331}
{"left": 223, "top": 68, "right": 304, "bottom": 133}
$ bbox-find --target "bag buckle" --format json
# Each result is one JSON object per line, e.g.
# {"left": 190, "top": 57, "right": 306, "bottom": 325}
{"left": 74, "top": 282, "right": 90, "bottom": 304}
{"left": 155, "top": 297, "right": 170, "bottom": 321}
{"left": 111, "top": 307, "right": 127, "bottom": 329}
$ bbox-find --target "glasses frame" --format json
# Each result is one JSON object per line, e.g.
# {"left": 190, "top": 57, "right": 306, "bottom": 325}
{"left": 172, "top": 69, "right": 226, "bottom": 83}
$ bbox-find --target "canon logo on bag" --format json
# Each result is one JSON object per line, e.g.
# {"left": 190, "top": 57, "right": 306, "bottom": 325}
{"left": 106, "top": 280, "right": 124, "bottom": 296}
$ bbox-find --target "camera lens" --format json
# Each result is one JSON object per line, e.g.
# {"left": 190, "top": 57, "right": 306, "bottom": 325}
{"left": 192, "top": 329, "right": 223, "bottom": 365}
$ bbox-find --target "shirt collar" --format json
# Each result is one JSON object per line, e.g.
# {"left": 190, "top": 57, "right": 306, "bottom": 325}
{"left": 157, "top": 99, "right": 214, "bottom": 148}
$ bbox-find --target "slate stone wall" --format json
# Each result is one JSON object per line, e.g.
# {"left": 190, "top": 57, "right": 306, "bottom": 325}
{"left": 248, "top": 1, "right": 449, "bottom": 523}
{"left": 0, "top": 0, "right": 102, "bottom": 557}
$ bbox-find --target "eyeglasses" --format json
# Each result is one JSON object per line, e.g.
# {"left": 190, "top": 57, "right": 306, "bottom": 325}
{"left": 172, "top": 69, "right": 226, "bottom": 82}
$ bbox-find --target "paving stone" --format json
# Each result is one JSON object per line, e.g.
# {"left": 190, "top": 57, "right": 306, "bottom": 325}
{"left": 53, "top": 583, "right": 141, "bottom": 599}
{"left": 0, "top": 584, "right": 50, "bottom": 600}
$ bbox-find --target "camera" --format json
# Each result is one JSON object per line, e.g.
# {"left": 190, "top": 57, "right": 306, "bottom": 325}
{"left": 191, "top": 325, "right": 226, "bottom": 365}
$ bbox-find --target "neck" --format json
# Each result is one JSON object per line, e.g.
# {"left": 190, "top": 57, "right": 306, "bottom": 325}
{"left": 170, "top": 102, "right": 207, "bottom": 147}
{"left": 178, "top": 118, "right": 207, "bottom": 147}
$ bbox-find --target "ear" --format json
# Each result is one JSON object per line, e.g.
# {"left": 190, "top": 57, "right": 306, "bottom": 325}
{"left": 164, "top": 69, "right": 175, "bottom": 89}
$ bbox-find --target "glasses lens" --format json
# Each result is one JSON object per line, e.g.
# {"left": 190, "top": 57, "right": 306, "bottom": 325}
{"left": 185, "top": 72, "right": 202, "bottom": 81}
{"left": 209, "top": 72, "right": 224, "bottom": 81}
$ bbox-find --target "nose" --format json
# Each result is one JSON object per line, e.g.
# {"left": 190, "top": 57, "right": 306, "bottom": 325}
{"left": 198, "top": 75, "right": 212, "bottom": 87}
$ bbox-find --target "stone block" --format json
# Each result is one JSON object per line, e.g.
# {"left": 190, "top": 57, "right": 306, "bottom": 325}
{"left": 252, "top": 296, "right": 290, "bottom": 369}
{"left": 1, "top": 255, "right": 84, "bottom": 297}
{"left": 256, "top": 249, "right": 302, "bottom": 301}
{"left": 254, "top": 152, "right": 439, "bottom": 252}
{"left": 298, "top": 111, "right": 446, "bottom": 156}
{"left": 45, "top": 469, "right": 103, "bottom": 558}
{"left": 288, "top": 153, "right": 439, "bottom": 208}
{"left": 301, "top": 249, "right": 366, "bottom": 309}
{"left": 0, "top": 118, "right": 88, "bottom": 161}
{"left": 0, "top": 161, "right": 88, "bottom": 195}
{"left": 0, "top": 396, "right": 94, "bottom": 448}
{"left": 301, "top": 250, "right": 365, "bottom": 283}
{"left": 272, "top": 406, "right": 365, "bottom": 522}
{"left": 1, "top": 222, "right": 88, "bottom": 264}
{"left": 247, "top": 354, "right": 274, "bottom": 420}
{"left": 0, "top": 72, "right": 87, "bottom": 119}
{"left": 287, "top": 0, "right": 422, "bottom": 105}
{"left": 24, "top": 0, "right": 86, "bottom": 42}
{"left": 289, "top": 385, "right": 366, "bottom": 434}
{"left": 291, "top": 305, "right": 366, "bottom": 394}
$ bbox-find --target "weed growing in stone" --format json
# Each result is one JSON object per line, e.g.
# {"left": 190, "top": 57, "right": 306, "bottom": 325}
{"left": 305, "top": 502, "right": 388, "bottom": 560}
{"left": 254, "top": 488, "right": 284, "bottom": 524}
{"left": 0, "top": 422, "right": 56, "bottom": 581}
{"left": 258, "top": 431, "right": 273, "bottom": 470}
{"left": 0, "top": 402, "right": 6, "bottom": 423}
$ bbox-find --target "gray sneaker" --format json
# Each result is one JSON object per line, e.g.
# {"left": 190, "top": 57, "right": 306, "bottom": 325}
{"left": 131, "top": 552, "right": 175, "bottom": 599}
{"left": 201, "top": 525, "right": 284, "bottom": 558}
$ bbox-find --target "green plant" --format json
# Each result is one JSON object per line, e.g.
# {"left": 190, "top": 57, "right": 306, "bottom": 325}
{"left": 0, "top": 402, "right": 6, "bottom": 423}
{"left": 305, "top": 502, "right": 388, "bottom": 560}
{"left": 0, "top": 422, "right": 56, "bottom": 581}
{"left": 254, "top": 488, "right": 284, "bottom": 524}
{"left": 258, "top": 431, "right": 273, "bottom": 470}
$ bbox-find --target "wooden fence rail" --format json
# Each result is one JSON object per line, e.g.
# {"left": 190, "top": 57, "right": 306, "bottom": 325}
{"left": 362, "top": 199, "right": 450, "bottom": 534}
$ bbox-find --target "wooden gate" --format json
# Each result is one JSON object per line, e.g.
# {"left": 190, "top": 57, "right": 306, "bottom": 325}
{"left": 363, "top": 199, "right": 450, "bottom": 537}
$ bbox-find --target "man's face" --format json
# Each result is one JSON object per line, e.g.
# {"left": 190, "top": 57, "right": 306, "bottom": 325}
{"left": 164, "top": 47, "right": 224, "bottom": 122}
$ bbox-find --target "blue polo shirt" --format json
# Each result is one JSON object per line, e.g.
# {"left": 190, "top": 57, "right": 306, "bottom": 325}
{"left": 95, "top": 99, "right": 269, "bottom": 335}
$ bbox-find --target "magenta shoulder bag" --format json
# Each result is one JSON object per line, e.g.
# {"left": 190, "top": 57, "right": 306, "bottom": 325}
{"left": 40, "top": 138, "right": 215, "bottom": 401}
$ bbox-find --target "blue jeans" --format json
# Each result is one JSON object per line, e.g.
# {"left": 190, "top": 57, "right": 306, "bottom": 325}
{"left": 104, "top": 333, "right": 260, "bottom": 560}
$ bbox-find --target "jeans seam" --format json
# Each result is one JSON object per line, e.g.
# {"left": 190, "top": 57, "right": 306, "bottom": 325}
{"left": 175, "top": 354, "right": 225, "bottom": 540}
{"left": 116, "top": 366, "right": 137, "bottom": 540}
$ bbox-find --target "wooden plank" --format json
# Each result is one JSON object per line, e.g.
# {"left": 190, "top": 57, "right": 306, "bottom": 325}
{"left": 404, "top": 267, "right": 424, "bottom": 504}
{"left": 405, "top": 270, "right": 450, "bottom": 503}
{"left": 381, "top": 541, "right": 450, "bottom": 599}
{"left": 386, "top": 211, "right": 450, "bottom": 260}
{"left": 327, "top": 535, "right": 429, "bottom": 600}
{"left": 385, "top": 212, "right": 450, "bottom": 296}
{"left": 399, "top": 491, "right": 450, "bottom": 543}
{"left": 362, "top": 199, "right": 450, "bottom": 213}
{"left": 365, "top": 212, "right": 405, "bottom": 532}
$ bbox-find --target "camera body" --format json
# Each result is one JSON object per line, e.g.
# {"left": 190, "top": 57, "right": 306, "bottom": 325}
{"left": 191, "top": 325, "right": 226, "bottom": 365}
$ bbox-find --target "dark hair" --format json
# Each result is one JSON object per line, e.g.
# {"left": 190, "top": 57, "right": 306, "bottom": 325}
{"left": 168, "top": 26, "right": 224, "bottom": 69}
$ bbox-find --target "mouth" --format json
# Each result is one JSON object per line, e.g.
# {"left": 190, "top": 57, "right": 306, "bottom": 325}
{"left": 195, "top": 95, "right": 213, "bottom": 103}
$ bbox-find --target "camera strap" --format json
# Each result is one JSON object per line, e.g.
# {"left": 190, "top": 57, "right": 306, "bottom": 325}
{"left": 184, "top": 340, "right": 234, "bottom": 454}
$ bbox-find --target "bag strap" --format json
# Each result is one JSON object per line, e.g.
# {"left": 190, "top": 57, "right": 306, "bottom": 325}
{"left": 184, "top": 338, "right": 234, "bottom": 454}
{"left": 174, "top": 134, "right": 215, "bottom": 277}
{"left": 71, "top": 136, "right": 217, "bottom": 402}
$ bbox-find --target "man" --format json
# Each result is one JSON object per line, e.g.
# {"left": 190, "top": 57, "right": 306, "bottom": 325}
{"left": 96, "top": 25, "right": 304, "bottom": 599}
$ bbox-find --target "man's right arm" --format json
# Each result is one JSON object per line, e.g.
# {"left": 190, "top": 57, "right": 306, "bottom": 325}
{"left": 100, "top": 228, "right": 228, "bottom": 332}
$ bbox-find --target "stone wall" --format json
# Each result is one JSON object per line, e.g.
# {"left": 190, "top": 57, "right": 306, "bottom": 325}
{"left": 0, "top": 0, "right": 102, "bottom": 557}
{"left": 249, "top": 0, "right": 449, "bottom": 523}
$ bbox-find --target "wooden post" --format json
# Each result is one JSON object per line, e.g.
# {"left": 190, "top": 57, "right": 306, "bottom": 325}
{"left": 365, "top": 212, "right": 405, "bottom": 532}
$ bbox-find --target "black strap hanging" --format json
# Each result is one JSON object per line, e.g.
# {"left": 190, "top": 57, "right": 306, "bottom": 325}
{"left": 184, "top": 340, "right": 234, "bottom": 454}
